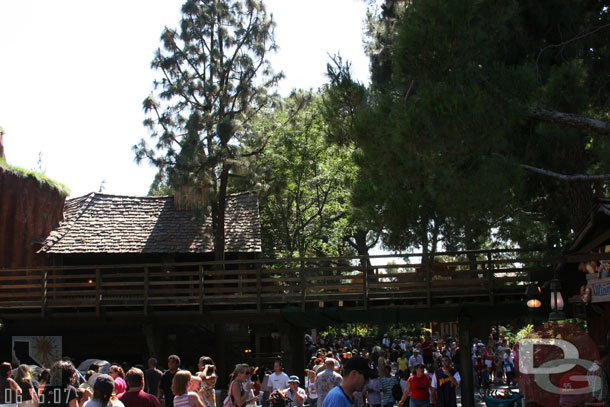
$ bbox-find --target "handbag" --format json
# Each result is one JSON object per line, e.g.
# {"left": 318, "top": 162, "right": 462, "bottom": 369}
{"left": 224, "top": 382, "right": 235, "bottom": 407}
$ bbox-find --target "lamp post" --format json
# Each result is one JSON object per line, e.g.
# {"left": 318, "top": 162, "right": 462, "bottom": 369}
{"left": 548, "top": 275, "right": 565, "bottom": 321}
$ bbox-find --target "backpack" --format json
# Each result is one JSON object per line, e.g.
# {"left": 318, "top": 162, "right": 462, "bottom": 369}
{"left": 392, "top": 382, "right": 403, "bottom": 401}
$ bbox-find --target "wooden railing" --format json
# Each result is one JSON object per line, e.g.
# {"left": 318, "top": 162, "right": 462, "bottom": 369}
{"left": 0, "top": 249, "right": 553, "bottom": 316}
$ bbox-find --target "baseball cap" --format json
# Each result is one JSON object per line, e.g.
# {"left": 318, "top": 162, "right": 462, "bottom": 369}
{"left": 88, "top": 373, "right": 115, "bottom": 396}
{"left": 413, "top": 348, "right": 420, "bottom": 353}
{"left": 344, "top": 357, "right": 375, "bottom": 379}
{"left": 288, "top": 375, "right": 300, "bottom": 384}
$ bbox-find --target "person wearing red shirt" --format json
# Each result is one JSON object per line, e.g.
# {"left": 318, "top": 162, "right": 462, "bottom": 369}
{"left": 421, "top": 337, "right": 434, "bottom": 368}
{"left": 120, "top": 368, "right": 161, "bottom": 407}
{"left": 398, "top": 365, "right": 431, "bottom": 407}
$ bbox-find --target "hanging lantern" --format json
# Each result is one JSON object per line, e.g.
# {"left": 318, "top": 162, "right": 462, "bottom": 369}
{"left": 525, "top": 284, "right": 542, "bottom": 309}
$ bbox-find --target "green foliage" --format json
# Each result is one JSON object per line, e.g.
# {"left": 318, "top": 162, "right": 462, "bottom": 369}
{"left": 134, "top": 0, "right": 282, "bottom": 257}
{"left": 386, "top": 323, "right": 426, "bottom": 339}
{"left": 503, "top": 318, "right": 587, "bottom": 346}
{"left": 319, "top": 323, "right": 426, "bottom": 340}
{"left": 148, "top": 168, "right": 174, "bottom": 196}
{"left": 320, "top": 324, "right": 379, "bottom": 339}
{"left": 0, "top": 157, "right": 70, "bottom": 197}
{"left": 249, "top": 92, "right": 357, "bottom": 257}
{"left": 501, "top": 324, "right": 533, "bottom": 346}
{"left": 324, "top": 0, "right": 610, "bottom": 252}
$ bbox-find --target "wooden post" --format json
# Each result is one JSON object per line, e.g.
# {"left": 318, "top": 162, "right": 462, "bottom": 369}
{"left": 144, "top": 267, "right": 149, "bottom": 316}
{"left": 214, "top": 324, "right": 227, "bottom": 387}
{"left": 363, "top": 257, "right": 369, "bottom": 310}
{"left": 199, "top": 265, "right": 205, "bottom": 314}
{"left": 256, "top": 263, "right": 262, "bottom": 312}
{"left": 487, "top": 251, "right": 494, "bottom": 305}
{"left": 95, "top": 268, "right": 101, "bottom": 317}
{"left": 41, "top": 268, "right": 48, "bottom": 317}
{"left": 458, "top": 316, "right": 475, "bottom": 407}
{"left": 425, "top": 259, "right": 432, "bottom": 308}
{"left": 300, "top": 260, "right": 306, "bottom": 311}
{"left": 143, "top": 323, "right": 160, "bottom": 358}
{"left": 282, "top": 322, "right": 306, "bottom": 383}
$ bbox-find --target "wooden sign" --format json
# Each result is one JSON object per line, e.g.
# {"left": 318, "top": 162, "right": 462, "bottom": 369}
{"left": 586, "top": 274, "right": 610, "bottom": 303}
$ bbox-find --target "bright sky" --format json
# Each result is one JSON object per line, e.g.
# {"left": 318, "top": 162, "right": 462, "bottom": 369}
{"left": 0, "top": 0, "right": 372, "bottom": 198}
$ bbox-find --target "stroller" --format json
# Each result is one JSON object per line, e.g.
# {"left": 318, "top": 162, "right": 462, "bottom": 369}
{"left": 270, "top": 390, "right": 292, "bottom": 407}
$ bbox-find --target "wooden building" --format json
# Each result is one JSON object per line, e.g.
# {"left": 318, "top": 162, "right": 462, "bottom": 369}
{"left": 2, "top": 190, "right": 283, "bottom": 379}
{"left": 39, "top": 190, "right": 262, "bottom": 264}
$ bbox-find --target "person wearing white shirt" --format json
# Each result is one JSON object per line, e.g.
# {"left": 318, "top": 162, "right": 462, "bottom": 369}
{"left": 408, "top": 349, "right": 424, "bottom": 371}
{"left": 267, "top": 361, "right": 289, "bottom": 394}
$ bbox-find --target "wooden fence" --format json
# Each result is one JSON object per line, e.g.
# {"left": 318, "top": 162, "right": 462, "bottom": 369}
{"left": 0, "top": 249, "right": 552, "bottom": 317}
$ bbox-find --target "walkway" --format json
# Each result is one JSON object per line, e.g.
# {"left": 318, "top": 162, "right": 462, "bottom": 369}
{"left": 0, "top": 249, "right": 552, "bottom": 319}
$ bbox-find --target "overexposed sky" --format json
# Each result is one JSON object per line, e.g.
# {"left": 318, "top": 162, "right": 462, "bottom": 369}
{"left": 0, "top": 0, "right": 372, "bottom": 198}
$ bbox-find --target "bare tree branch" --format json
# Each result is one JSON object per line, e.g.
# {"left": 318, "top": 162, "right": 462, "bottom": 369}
{"left": 527, "top": 106, "right": 610, "bottom": 135}
{"left": 536, "top": 23, "right": 610, "bottom": 73}
{"left": 521, "top": 163, "right": 610, "bottom": 181}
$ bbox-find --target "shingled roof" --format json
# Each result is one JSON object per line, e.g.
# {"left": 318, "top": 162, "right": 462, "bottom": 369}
{"left": 40, "top": 191, "right": 261, "bottom": 254}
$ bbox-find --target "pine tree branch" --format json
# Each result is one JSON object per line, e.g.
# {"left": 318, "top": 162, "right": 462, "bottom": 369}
{"left": 527, "top": 106, "right": 610, "bottom": 135}
{"left": 521, "top": 164, "right": 610, "bottom": 181}
{"left": 536, "top": 23, "right": 610, "bottom": 73}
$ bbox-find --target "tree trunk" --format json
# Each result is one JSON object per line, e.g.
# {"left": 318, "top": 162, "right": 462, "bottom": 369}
{"left": 352, "top": 229, "right": 373, "bottom": 270}
{"left": 567, "top": 179, "right": 593, "bottom": 232}
{"left": 213, "top": 165, "right": 230, "bottom": 266}
{"left": 565, "top": 136, "right": 594, "bottom": 232}
{"left": 421, "top": 225, "right": 429, "bottom": 259}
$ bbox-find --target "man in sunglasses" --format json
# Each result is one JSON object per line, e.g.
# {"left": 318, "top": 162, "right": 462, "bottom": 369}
{"left": 323, "top": 357, "right": 374, "bottom": 407}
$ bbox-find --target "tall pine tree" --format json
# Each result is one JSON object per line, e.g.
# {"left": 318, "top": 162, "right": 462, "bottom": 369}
{"left": 134, "top": 0, "right": 281, "bottom": 262}
{"left": 325, "top": 0, "right": 610, "bottom": 252}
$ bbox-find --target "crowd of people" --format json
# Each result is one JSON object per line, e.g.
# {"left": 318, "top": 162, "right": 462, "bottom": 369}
{"left": 306, "top": 328, "right": 519, "bottom": 403}
{"left": 303, "top": 332, "right": 465, "bottom": 407}
{"left": 0, "top": 357, "right": 216, "bottom": 407}
{"left": 1, "top": 329, "right": 516, "bottom": 407}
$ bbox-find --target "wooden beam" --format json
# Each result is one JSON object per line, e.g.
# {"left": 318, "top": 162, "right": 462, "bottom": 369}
{"left": 567, "top": 252, "right": 610, "bottom": 263}
{"left": 256, "top": 263, "right": 262, "bottom": 313}
{"left": 425, "top": 260, "right": 432, "bottom": 308}
{"left": 199, "top": 265, "right": 205, "bottom": 314}
{"left": 300, "top": 260, "right": 306, "bottom": 311}
{"left": 574, "top": 229, "right": 610, "bottom": 255}
{"left": 363, "top": 258, "right": 369, "bottom": 310}
{"left": 487, "top": 252, "right": 495, "bottom": 305}
{"left": 459, "top": 316, "right": 475, "bottom": 407}
{"left": 144, "top": 267, "right": 149, "bottom": 317}
{"left": 95, "top": 268, "right": 101, "bottom": 317}
{"left": 41, "top": 269, "right": 47, "bottom": 318}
